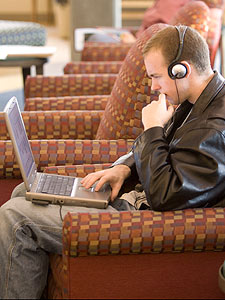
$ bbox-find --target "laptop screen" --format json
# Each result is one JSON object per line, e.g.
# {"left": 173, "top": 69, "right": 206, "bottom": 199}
{"left": 5, "top": 97, "right": 34, "bottom": 178}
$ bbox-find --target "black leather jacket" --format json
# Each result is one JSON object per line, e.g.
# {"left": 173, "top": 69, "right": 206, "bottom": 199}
{"left": 113, "top": 71, "right": 225, "bottom": 211}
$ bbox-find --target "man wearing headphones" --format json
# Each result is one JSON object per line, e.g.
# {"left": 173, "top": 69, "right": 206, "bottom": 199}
{"left": 1, "top": 25, "right": 225, "bottom": 299}
{"left": 82, "top": 24, "right": 225, "bottom": 211}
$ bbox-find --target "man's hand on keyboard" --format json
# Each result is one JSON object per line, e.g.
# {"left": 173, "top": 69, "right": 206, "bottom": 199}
{"left": 81, "top": 165, "right": 131, "bottom": 201}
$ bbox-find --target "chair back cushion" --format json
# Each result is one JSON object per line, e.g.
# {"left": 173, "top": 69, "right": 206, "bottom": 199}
{"left": 136, "top": 0, "right": 190, "bottom": 38}
{"left": 81, "top": 42, "right": 131, "bottom": 61}
{"left": 204, "top": 0, "right": 225, "bottom": 67}
{"left": 170, "top": 1, "right": 210, "bottom": 39}
{"left": 202, "top": 0, "right": 225, "bottom": 8}
{"left": 96, "top": 23, "right": 167, "bottom": 140}
{"left": 170, "top": 0, "right": 225, "bottom": 67}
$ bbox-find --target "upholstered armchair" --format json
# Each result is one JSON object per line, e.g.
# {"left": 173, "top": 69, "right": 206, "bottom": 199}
{"left": 24, "top": 73, "right": 117, "bottom": 98}
{"left": 24, "top": 95, "right": 110, "bottom": 111}
{"left": 51, "top": 209, "right": 225, "bottom": 298}
{"left": 24, "top": 0, "right": 218, "bottom": 112}
{"left": 24, "top": 22, "right": 160, "bottom": 126}
{"left": 42, "top": 163, "right": 225, "bottom": 299}
{"left": 23, "top": 73, "right": 116, "bottom": 111}
{"left": 63, "top": 61, "right": 123, "bottom": 75}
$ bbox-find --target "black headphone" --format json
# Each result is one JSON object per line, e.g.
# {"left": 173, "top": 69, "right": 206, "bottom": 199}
{"left": 168, "top": 26, "right": 188, "bottom": 80}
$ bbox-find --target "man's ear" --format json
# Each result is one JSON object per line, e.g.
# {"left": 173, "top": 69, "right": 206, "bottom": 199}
{"left": 181, "top": 61, "right": 191, "bottom": 78}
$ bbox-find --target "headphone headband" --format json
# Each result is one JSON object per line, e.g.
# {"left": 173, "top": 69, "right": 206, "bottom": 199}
{"left": 174, "top": 25, "right": 187, "bottom": 63}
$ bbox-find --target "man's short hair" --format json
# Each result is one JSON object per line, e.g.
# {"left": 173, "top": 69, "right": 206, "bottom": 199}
{"left": 143, "top": 25, "right": 211, "bottom": 73}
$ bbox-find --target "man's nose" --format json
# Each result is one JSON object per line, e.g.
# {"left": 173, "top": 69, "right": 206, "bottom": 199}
{"left": 151, "top": 79, "right": 160, "bottom": 91}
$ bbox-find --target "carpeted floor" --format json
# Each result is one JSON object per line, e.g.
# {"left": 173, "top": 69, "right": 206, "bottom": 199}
{"left": 0, "top": 88, "right": 24, "bottom": 111}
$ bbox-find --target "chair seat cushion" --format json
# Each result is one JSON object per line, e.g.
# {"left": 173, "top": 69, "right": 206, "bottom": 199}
{"left": 0, "top": 20, "right": 46, "bottom": 46}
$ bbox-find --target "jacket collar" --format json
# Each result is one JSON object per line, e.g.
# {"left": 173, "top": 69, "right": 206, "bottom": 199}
{"left": 188, "top": 71, "right": 225, "bottom": 115}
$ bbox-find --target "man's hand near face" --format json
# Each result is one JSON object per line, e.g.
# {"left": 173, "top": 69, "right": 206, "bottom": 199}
{"left": 142, "top": 93, "right": 174, "bottom": 130}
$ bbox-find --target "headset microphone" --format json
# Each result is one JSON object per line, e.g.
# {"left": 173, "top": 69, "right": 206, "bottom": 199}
{"left": 168, "top": 26, "right": 188, "bottom": 80}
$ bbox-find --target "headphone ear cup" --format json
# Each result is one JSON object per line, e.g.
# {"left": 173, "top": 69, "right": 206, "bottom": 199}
{"left": 169, "top": 63, "right": 187, "bottom": 79}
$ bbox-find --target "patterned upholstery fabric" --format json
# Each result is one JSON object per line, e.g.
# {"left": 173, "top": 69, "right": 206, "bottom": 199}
{"left": 63, "top": 208, "right": 225, "bottom": 256}
{"left": 0, "top": 111, "right": 103, "bottom": 140}
{"left": 95, "top": 24, "right": 166, "bottom": 140}
{"left": 24, "top": 95, "right": 109, "bottom": 111}
{"left": 46, "top": 207, "right": 225, "bottom": 299}
{"left": 24, "top": 74, "right": 117, "bottom": 98}
{"left": 136, "top": 0, "right": 190, "bottom": 38}
{"left": 205, "top": 5, "right": 225, "bottom": 66}
{"left": 170, "top": 0, "right": 225, "bottom": 66}
{"left": 63, "top": 61, "right": 123, "bottom": 74}
{"left": 23, "top": 25, "right": 164, "bottom": 140}
{"left": 203, "top": 0, "right": 225, "bottom": 8}
{"left": 25, "top": 1, "right": 223, "bottom": 118}
{"left": 0, "top": 20, "right": 46, "bottom": 46}
{"left": 170, "top": 1, "right": 210, "bottom": 39}
{"left": 0, "top": 140, "right": 133, "bottom": 178}
{"left": 44, "top": 163, "right": 112, "bottom": 177}
{"left": 81, "top": 42, "right": 132, "bottom": 61}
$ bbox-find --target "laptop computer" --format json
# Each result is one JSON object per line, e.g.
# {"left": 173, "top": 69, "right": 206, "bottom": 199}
{"left": 4, "top": 97, "right": 111, "bottom": 208}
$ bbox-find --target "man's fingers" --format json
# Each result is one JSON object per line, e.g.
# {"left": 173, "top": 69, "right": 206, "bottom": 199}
{"left": 159, "top": 93, "right": 167, "bottom": 109}
{"left": 159, "top": 93, "right": 166, "bottom": 101}
{"left": 110, "top": 184, "right": 122, "bottom": 201}
{"left": 94, "top": 176, "right": 109, "bottom": 191}
{"left": 81, "top": 172, "right": 103, "bottom": 188}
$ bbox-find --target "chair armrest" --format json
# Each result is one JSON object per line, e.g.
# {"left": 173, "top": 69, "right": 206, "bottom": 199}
{"left": 63, "top": 61, "right": 123, "bottom": 74}
{"left": 44, "top": 163, "right": 112, "bottom": 177}
{"left": 24, "top": 74, "right": 117, "bottom": 98}
{"left": 24, "top": 95, "right": 110, "bottom": 111}
{"left": 0, "top": 139, "right": 133, "bottom": 178}
{"left": 63, "top": 207, "right": 225, "bottom": 256}
{"left": 81, "top": 42, "right": 131, "bottom": 61}
{"left": 0, "top": 110, "right": 103, "bottom": 140}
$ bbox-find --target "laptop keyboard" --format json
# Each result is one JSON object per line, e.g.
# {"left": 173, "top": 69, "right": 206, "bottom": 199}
{"left": 37, "top": 174, "right": 75, "bottom": 196}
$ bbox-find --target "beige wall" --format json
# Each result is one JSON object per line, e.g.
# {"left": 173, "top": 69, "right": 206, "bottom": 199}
{"left": 0, "top": 0, "right": 54, "bottom": 22}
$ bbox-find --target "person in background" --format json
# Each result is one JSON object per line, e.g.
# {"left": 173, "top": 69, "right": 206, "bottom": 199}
{"left": 87, "top": 0, "right": 190, "bottom": 43}
{"left": 136, "top": 0, "right": 190, "bottom": 37}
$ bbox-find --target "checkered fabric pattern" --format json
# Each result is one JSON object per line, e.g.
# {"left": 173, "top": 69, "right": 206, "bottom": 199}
{"left": 63, "top": 61, "right": 123, "bottom": 74}
{"left": 0, "top": 139, "right": 133, "bottom": 178}
{"left": 203, "top": 0, "right": 225, "bottom": 8}
{"left": 47, "top": 208, "right": 225, "bottom": 299}
{"left": 205, "top": 0, "right": 225, "bottom": 66}
{"left": 59, "top": 207, "right": 225, "bottom": 298}
{"left": 170, "top": 1, "right": 210, "bottom": 39}
{"left": 63, "top": 208, "right": 225, "bottom": 257}
{"left": 44, "top": 163, "right": 112, "bottom": 177}
{"left": 24, "top": 95, "right": 109, "bottom": 111}
{"left": 170, "top": 0, "right": 224, "bottom": 67}
{"left": 0, "top": 20, "right": 46, "bottom": 46}
{"left": 95, "top": 23, "right": 165, "bottom": 140}
{"left": 81, "top": 42, "right": 132, "bottom": 61}
{"left": 0, "top": 111, "right": 103, "bottom": 140}
{"left": 24, "top": 74, "right": 117, "bottom": 98}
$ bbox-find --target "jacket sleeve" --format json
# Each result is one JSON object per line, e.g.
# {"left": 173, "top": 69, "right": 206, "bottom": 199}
{"left": 133, "top": 125, "right": 225, "bottom": 211}
{"left": 111, "top": 151, "right": 135, "bottom": 169}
